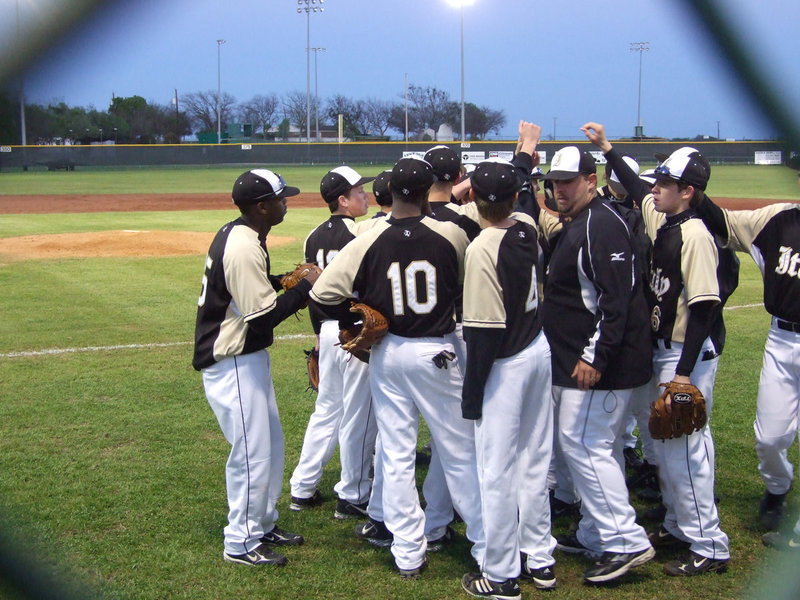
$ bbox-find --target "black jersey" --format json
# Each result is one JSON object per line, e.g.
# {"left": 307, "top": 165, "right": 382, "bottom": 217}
{"left": 463, "top": 221, "right": 543, "bottom": 354}
{"left": 430, "top": 200, "right": 482, "bottom": 241}
{"left": 192, "top": 218, "right": 310, "bottom": 370}
{"left": 304, "top": 214, "right": 358, "bottom": 268}
{"left": 724, "top": 204, "right": 800, "bottom": 322}
{"left": 542, "top": 196, "right": 652, "bottom": 389}
{"left": 641, "top": 201, "right": 720, "bottom": 344}
{"left": 310, "top": 215, "right": 469, "bottom": 337}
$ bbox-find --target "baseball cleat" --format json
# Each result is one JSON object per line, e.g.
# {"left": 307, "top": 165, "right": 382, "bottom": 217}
{"left": 549, "top": 490, "right": 581, "bottom": 519}
{"left": 520, "top": 559, "right": 556, "bottom": 590}
{"left": 584, "top": 546, "right": 655, "bottom": 583}
{"left": 555, "top": 533, "right": 600, "bottom": 558}
{"left": 648, "top": 525, "right": 690, "bottom": 549}
{"left": 762, "top": 530, "right": 800, "bottom": 550}
{"left": 427, "top": 525, "right": 456, "bottom": 552}
{"left": 663, "top": 551, "right": 728, "bottom": 576}
{"left": 397, "top": 556, "right": 428, "bottom": 580}
{"left": 289, "top": 489, "right": 323, "bottom": 511}
{"left": 223, "top": 543, "right": 287, "bottom": 566}
{"left": 623, "top": 447, "right": 644, "bottom": 471}
{"left": 260, "top": 526, "right": 304, "bottom": 546}
{"left": 759, "top": 490, "right": 788, "bottom": 531}
{"left": 461, "top": 572, "right": 521, "bottom": 599}
{"left": 334, "top": 498, "right": 369, "bottom": 520}
{"left": 354, "top": 518, "right": 393, "bottom": 547}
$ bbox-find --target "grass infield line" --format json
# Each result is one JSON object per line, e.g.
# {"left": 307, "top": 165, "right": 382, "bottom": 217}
{"left": 0, "top": 305, "right": 764, "bottom": 359}
{"left": 0, "top": 306, "right": 764, "bottom": 359}
{"left": 0, "top": 333, "right": 316, "bottom": 358}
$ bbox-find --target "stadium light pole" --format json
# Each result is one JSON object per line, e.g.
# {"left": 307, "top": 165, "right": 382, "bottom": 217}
{"left": 297, "top": 0, "right": 324, "bottom": 144}
{"left": 630, "top": 41, "right": 649, "bottom": 138}
{"left": 312, "top": 47, "right": 326, "bottom": 141}
{"left": 446, "top": 0, "right": 475, "bottom": 143}
{"left": 217, "top": 39, "right": 225, "bottom": 144}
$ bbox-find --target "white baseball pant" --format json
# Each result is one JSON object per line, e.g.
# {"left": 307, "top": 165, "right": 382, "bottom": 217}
{"left": 650, "top": 338, "right": 729, "bottom": 560}
{"left": 203, "top": 350, "right": 284, "bottom": 555}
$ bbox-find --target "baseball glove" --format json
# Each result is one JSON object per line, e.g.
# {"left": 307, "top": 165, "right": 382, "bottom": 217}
{"left": 304, "top": 347, "right": 320, "bottom": 392}
{"left": 338, "top": 302, "right": 388, "bottom": 363}
{"left": 279, "top": 263, "right": 322, "bottom": 291}
{"left": 648, "top": 381, "right": 707, "bottom": 440}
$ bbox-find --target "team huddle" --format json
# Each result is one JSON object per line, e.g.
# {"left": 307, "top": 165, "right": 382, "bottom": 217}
{"left": 192, "top": 119, "right": 800, "bottom": 599}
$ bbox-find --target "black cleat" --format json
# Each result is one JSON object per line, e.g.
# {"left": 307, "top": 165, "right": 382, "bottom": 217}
{"left": 289, "top": 489, "right": 323, "bottom": 511}
{"left": 461, "top": 572, "right": 521, "bottom": 599}
{"left": 663, "top": 551, "right": 728, "bottom": 576}
{"left": 260, "top": 526, "right": 304, "bottom": 546}
{"left": 223, "top": 543, "right": 288, "bottom": 566}
{"left": 584, "top": 547, "right": 655, "bottom": 583}
{"left": 334, "top": 498, "right": 369, "bottom": 520}
{"left": 354, "top": 518, "right": 393, "bottom": 547}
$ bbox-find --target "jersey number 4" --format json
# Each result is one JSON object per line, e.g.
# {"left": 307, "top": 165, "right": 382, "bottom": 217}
{"left": 387, "top": 260, "right": 437, "bottom": 315}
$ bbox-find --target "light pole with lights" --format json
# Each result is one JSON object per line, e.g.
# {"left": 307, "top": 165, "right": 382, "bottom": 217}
{"left": 217, "top": 39, "right": 225, "bottom": 144}
{"left": 297, "top": 0, "right": 325, "bottom": 143}
{"left": 630, "top": 41, "right": 649, "bottom": 138}
{"left": 312, "top": 47, "right": 326, "bottom": 141}
{"left": 446, "top": 0, "right": 474, "bottom": 142}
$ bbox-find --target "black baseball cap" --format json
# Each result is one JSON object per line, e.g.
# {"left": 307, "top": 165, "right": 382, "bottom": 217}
{"left": 372, "top": 170, "right": 392, "bottom": 206}
{"left": 471, "top": 159, "right": 522, "bottom": 203}
{"left": 390, "top": 157, "right": 436, "bottom": 197}
{"left": 423, "top": 145, "right": 461, "bottom": 182}
{"left": 652, "top": 147, "right": 711, "bottom": 190}
{"left": 320, "top": 166, "right": 375, "bottom": 203}
{"left": 232, "top": 169, "right": 300, "bottom": 206}
{"left": 543, "top": 146, "right": 597, "bottom": 181}
{"left": 530, "top": 166, "right": 544, "bottom": 179}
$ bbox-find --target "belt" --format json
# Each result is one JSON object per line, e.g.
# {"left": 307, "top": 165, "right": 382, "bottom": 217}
{"left": 777, "top": 320, "right": 800, "bottom": 333}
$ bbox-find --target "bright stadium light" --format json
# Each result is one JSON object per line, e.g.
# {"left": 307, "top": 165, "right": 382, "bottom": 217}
{"left": 446, "top": 0, "right": 475, "bottom": 142}
{"left": 297, "top": 0, "right": 325, "bottom": 144}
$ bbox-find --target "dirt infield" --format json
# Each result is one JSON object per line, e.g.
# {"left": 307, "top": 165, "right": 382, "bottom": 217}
{"left": 0, "top": 193, "right": 777, "bottom": 261}
{"left": 0, "top": 193, "right": 322, "bottom": 214}
{"left": 0, "top": 193, "right": 776, "bottom": 215}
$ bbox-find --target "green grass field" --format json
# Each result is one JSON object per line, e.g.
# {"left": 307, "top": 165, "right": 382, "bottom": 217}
{"left": 0, "top": 166, "right": 799, "bottom": 599}
{"left": 0, "top": 163, "right": 798, "bottom": 199}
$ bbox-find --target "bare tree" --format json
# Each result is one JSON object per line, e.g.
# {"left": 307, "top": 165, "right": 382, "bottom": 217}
{"left": 182, "top": 90, "right": 236, "bottom": 133}
{"left": 362, "top": 97, "right": 394, "bottom": 136}
{"left": 325, "top": 94, "right": 365, "bottom": 139}
{"left": 238, "top": 93, "right": 280, "bottom": 138}
{"left": 282, "top": 90, "right": 319, "bottom": 138}
{"left": 407, "top": 85, "right": 458, "bottom": 132}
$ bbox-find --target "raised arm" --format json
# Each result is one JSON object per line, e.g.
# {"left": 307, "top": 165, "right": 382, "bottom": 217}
{"left": 581, "top": 122, "right": 651, "bottom": 206}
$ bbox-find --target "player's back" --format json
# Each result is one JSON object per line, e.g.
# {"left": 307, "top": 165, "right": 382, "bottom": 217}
{"left": 304, "top": 214, "right": 358, "bottom": 268}
{"left": 352, "top": 215, "right": 468, "bottom": 338}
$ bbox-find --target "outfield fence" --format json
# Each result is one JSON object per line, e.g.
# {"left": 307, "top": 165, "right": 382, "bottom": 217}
{"left": 0, "top": 139, "right": 790, "bottom": 172}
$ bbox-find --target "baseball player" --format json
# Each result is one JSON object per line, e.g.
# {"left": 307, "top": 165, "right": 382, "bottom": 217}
{"left": 460, "top": 153, "right": 557, "bottom": 598}
{"left": 583, "top": 123, "right": 731, "bottom": 576}
{"left": 598, "top": 156, "right": 659, "bottom": 485}
{"left": 539, "top": 145, "right": 655, "bottom": 584}
{"left": 192, "top": 169, "right": 319, "bottom": 566}
{"left": 692, "top": 194, "right": 800, "bottom": 533}
{"left": 309, "top": 157, "right": 485, "bottom": 579}
{"left": 289, "top": 166, "right": 378, "bottom": 520}
{"left": 371, "top": 170, "right": 393, "bottom": 218}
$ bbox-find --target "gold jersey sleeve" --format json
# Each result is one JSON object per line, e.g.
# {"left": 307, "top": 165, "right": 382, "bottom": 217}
{"left": 462, "top": 228, "right": 507, "bottom": 329}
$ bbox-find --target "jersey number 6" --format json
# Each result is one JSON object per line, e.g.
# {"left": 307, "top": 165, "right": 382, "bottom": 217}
{"left": 387, "top": 260, "right": 437, "bottom": 316}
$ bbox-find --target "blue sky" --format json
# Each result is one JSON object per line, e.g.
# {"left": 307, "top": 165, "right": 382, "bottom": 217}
{"left": 2, "top": 0, "right": 798, "bottom": 141}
